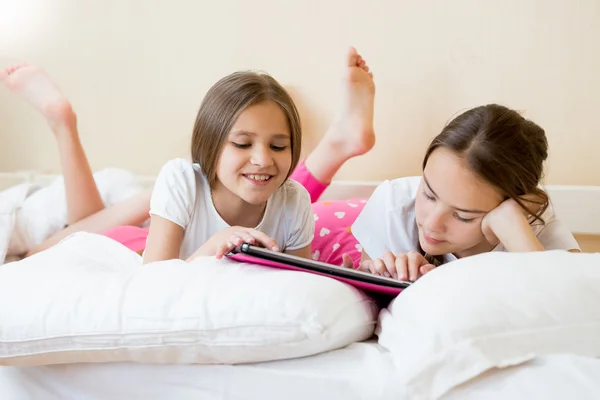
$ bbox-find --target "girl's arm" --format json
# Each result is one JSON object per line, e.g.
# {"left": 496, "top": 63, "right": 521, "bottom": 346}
{"left": 143, "top": 215, "right": 184, "bottom": 263}
{"left": 489, "top": 216, "right": 545, "bottom": 252}
{"left": 482, "top": 199, "right": 545, "bottom": 252}
{"left": 484, "top": 216, "right": 580, "bottom": 253}
{"left": 143, "top": 158, "right": 197, "bottom": 263}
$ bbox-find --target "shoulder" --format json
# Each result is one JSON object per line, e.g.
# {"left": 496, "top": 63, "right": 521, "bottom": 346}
{"left": 369, "top": 176, "right": 421, "bottom": 212}
{"left": 530, "top": 201, "right": 559, "bottom": 234}
{"left": 533, "top": 202, "right": 580, "bottom": 250}
{"left": 155, "top": 158, "right": 202, "bottom": 190}
{"left": 157, "top": 158, "right": 198, "bottom": 178}
{"left": 150, "top": 159, "right": 203, "bottom": 228}
{"left": 386, "top": 176, "right": 421, "bottom": 201}
{"left": 351, "top": 177, "right": 421, "bottom": 258}
{"left": 151, "top": 159, "right": 205, "bottom": 210}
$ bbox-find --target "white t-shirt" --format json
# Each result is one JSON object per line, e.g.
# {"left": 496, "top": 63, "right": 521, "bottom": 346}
{"left": 149, "top": 158, "right": 314, "bottom": 260}
{"left": 352, "top": 177, "right": 580, "bottom": 263}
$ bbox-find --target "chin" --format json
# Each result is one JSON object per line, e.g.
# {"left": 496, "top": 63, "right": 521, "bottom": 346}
{"left": 418, "top": 236, "right": 446, "bottom": 256}
{"left": 241, "top": 193, "right": 271, "bottom": 205}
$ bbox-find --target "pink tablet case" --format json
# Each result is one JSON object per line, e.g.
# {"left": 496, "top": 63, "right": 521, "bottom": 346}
{"left": 227, "top": 252, "right": 404, "bottom": 296}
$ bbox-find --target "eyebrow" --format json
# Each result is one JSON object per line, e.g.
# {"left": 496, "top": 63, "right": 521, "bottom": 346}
{"left": 231, "top": 130, "right": 290, "bottom": 140}
{"left": 422, "top": 175, "right": 487, "bottom": 214}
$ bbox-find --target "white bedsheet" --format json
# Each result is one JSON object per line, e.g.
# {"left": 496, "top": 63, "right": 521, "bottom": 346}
{"left": 1, "top": 341, "right": 600, "bottom": 400}
{"left": 446, "top": 353, "right": 600, "bottom": 400}
{"left": 0, "top": 341, "right": 401, "bottom": 400}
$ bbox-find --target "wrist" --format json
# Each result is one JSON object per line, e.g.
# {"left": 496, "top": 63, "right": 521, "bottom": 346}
{"left": 186, "top": 243, "right": 214, "bottom": 262}
{"left": 493, "top": 214, "right": 544, "bottom": 252}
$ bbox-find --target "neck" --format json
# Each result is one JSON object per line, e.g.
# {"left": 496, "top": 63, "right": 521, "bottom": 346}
{"left": 211, "top": 183, "right": 266, "bottom": 227}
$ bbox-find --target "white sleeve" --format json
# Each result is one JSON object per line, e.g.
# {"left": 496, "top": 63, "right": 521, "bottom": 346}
{"left": 352, "top": 180, "right": 393, "bottom": 259}
{"left": 536, "top": 219, "right": 580, "bottom": 251}
{"left": 149, "top": 159, "right": 196, "bottom": 229}
{"left": 284, "top": 184, "right": 315, "bottom": 251}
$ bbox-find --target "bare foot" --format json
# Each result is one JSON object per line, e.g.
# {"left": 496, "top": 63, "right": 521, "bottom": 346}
{"left": 325, "top": 46, "right": 376, "bottom": 158}
{"left": 0, "top": 63, "right": 76, "bottom": 132}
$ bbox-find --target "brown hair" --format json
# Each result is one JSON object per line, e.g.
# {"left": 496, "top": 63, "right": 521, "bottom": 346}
{"left": 191, "top": 71, "right": 302, "bottom": 187}
{"left": 421, "top": 104, "right": 549, "bottom": 265}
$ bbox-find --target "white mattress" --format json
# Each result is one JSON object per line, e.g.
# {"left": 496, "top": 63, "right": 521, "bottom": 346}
{"left": 0, "top": 341, "right": 402, "bottom": 400}
{"left": 1, "top": 341, "right": 600, "bottom": 400}
{"left": 445, "top": 353, "right": 600, "bottom": 400}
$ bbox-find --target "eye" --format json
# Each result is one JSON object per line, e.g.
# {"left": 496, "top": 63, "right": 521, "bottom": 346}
{"left": 422, "top": 189, "right": 435, "bottom": 201}
{"left": 270, "top": 145, "right": 288, "bottom": 151}
{"left": 454, "top": 212, "right": 474, "bottom": 223}
{"left": 232, "top": 142, "right": 251, "bottom": 149}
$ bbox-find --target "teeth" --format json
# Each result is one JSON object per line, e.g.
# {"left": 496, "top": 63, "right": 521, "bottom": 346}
{"left": 247, "top": 174, "right": 271, "bottom": 181}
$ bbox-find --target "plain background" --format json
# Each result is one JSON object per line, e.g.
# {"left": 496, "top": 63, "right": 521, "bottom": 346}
{"left": 1, "top": 0, "right": 598, "bottom": 249}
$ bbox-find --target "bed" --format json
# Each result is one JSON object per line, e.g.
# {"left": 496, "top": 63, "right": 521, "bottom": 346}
{"left": 1, "top": 342, "right": 600, "bottom": 400}
{"left": 1, "top": 172, "right": 600, "bottom": 399}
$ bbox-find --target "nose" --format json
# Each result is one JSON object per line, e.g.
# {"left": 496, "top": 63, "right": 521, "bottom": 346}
{"left": 250, "top": 144, "right": 274, "bottom": 167}
{"left": 424, "top": 207, "right": 446, "bottom": 234}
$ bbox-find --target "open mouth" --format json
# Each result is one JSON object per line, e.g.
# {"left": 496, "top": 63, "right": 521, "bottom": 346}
{"left": 243, "top": 174, "right": 273, "bottom": 184}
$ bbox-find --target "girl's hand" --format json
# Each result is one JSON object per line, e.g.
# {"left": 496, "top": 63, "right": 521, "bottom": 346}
{"left": 341, "top": 253, "right": 355, "bottom": 269}
{"left": 481, "top": 199, "right": 525, "bottom": 246}
{"left": 481, "top": 196, "right": 545, "bottom": 252}
{"left": 188, "top": 226, "right": 279, "bottom": 261}
{"left": 343, "top": 251, "right": 435, "bottom": 281}
{"left": 214, "top": 227, "right": 279, "bottom": 259}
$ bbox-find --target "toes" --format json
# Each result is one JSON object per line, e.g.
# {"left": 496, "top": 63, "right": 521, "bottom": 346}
{"left": 346, "top": 46, "right": 359, "bottom": 67}
{"left": 2, "top": 63, "right": 28, "bottom": 79}
{"left": 7, "top": 63, "right": 27, "bottom": 75}
{"left": 358, "top": 57, "right": 372, "bottom": 74}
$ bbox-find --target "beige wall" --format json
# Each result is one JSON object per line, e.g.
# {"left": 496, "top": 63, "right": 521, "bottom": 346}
{"left": 1, "top": 0, "right": 599, "bottom": 185}
{"left": 575, "top": 235, "right": 600, "bottom": 253}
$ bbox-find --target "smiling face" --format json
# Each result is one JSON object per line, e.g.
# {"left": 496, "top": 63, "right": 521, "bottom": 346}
{"left": 191, "top": 71, "right": 302, "bottom": 205}
{"left": 212, "top": 100, "right": 292, "bottom": 206}
{"left": 415, "top": 148, "right": 504, "bottom": 258}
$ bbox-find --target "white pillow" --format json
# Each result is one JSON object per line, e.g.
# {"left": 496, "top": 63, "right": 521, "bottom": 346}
{"left": 0, "top": 233, "right": 377, "bottom": 366}
{"left": 377, "top": 250, "right": 600, "bottom": 400}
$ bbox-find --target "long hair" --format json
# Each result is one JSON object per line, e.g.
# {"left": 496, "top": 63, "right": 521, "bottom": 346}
{"left": 420, "top": 104, "right": 549, "bottom": 266}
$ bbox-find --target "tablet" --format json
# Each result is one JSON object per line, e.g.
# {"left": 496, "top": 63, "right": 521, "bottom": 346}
{"left": 227, "top": 243, "right": 410, "bottom": 295}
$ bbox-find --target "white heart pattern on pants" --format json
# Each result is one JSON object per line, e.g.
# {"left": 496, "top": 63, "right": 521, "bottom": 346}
{"left": 319, "top": 227, "right": 331, "bottom": 237}
{"left": 334, "top": 211, "right": 345, "bottom": 219}
{"left": 312, "top": 250, "right": 320, "bottom": 260}
{"left": 332, "top": 243, "right": 340, "bottom": 252}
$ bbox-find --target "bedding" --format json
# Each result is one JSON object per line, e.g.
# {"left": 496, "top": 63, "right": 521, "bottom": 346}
{"left": 377, "top": 250, "right": 600, "bottom": 399}
{"left": 445, "top": 353, "right": 600, "bottom": 400}
{"left": 1, "top": 341, "right": 599, "bottom": 400}
{"left": 2, "top": 171, "right": 600, "bottom": 399}
{"left": 0, "top": 232, "right": 377, "bottom": 366}
{"left": 0, "top": 168, "right": 143, "bottom": 264}
{"left": 3, "top": 341, "right": 399, "bottom": 400}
